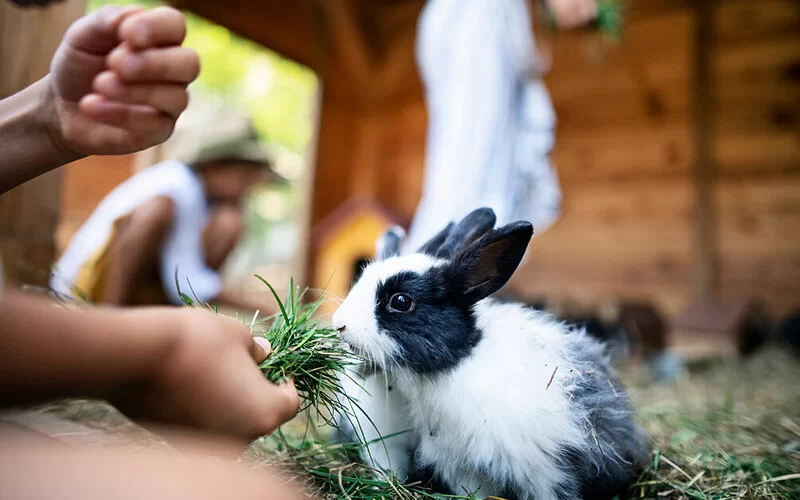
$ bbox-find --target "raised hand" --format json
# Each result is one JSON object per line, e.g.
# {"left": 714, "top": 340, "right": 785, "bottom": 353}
{"left": 49, "top": 5, "right": 199, "bottom": 157}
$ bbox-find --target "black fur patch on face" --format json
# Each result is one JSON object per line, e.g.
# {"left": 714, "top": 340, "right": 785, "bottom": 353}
{"left": 375, "top": 268, "right": 482, "bottom": 374}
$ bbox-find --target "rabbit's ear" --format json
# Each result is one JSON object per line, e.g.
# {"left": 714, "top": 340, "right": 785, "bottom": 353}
{"left": 417, "top": 222, "right": 455, "bottom": 256}
{"left": 436, "top": 207, "right": 497, "bottom": 258}
{"left": 376, "top": 226, "right": 406, "bottom": 260}
{"left": 448, "top": 221, "right": 533, "bottom": 303}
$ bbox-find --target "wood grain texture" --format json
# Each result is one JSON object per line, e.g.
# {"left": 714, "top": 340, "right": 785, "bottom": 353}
{"left": 0, "top": 0, "right": 87, "bottom": 287}
{"left": 174, "top": 0, "right": 799, "bottom": 318}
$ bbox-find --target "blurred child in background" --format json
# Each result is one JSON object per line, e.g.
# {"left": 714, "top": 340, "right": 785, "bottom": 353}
{"left": 51, "top": 125, "right": 284, "bottom": 313}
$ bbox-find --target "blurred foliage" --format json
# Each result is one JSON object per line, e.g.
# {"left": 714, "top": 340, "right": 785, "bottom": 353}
{"left": 88, "top": 0, "right": 318, "bottom": 154}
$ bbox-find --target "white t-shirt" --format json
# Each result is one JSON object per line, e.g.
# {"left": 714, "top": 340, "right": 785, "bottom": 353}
{"left": 50, "top": 160, "right": 222, "bottom": 304}
{"left": 407, "top": 0, "right": 561, "bottom": 250}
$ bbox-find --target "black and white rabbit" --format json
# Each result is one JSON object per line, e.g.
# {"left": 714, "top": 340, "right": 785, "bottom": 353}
{"left": 333, "top": 208, "right": 649, "bottom": 500}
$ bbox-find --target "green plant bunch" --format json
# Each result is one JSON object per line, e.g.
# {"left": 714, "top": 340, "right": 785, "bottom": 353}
{"left": 181, "top": 277, "right": 478, "bottom": 498}
{"left": 547, "top": 0, "right": 624, "bottom": 39}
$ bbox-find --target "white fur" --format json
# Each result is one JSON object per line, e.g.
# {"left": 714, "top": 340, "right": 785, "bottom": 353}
{"left": 338, "top": 368, "right": 415, "bottom": 479}
{"left": 393, "top": 301, "right": 589, "bottom": 499}
{"left": 334, "top": 253, "right": 622, "bottom": 498}
{"left": 376, "top": 225, "right": 406, "bottom": 260}
{"left": 333, "top": 253, "right": 444, "bottom": 479}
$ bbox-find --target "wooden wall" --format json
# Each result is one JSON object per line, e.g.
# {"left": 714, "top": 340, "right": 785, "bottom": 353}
{"left": 167, "top": 0, "right": 800, "bottom": 318}
{"left": 300, "top": 0, "right": 800, "bottom": 319}
{"left": 514, "top": 5, "right": 698, "bottom": 315}
{"left": 711, "top": 0, "right": 800, "bottom": 314}
{"left": 0, "top": 0, "right": 87, "bottom": 287}
{"left": 310, "top": 0, "right": 427, "bottom": 225}
{"left": 56, "top": 155, "right": 136, "bottom": 254}
{"left": 511, "top": 0, "right": 800, "bottom": 317}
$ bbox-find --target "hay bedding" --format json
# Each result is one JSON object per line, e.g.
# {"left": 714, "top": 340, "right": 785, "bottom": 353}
{"left": 3, "top": 282, "right": 799, "bottom": 499}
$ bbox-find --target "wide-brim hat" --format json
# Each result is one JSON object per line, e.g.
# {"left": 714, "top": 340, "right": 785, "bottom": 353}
{"left": 186, "top": 128, "right": 287, "bottom": 185}
{"left": 164, "top": 98, "right": 288, "bottom": 183}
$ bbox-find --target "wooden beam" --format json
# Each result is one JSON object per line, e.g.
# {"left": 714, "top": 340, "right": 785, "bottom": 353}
{"left": 691, "top": 0, "right": 718, "bottom": 302}
{"left": 173, "top": 0, "right": 319, "bottom": 69}
{"left": 324, "top": 0, "right": 378, "bottom": 91}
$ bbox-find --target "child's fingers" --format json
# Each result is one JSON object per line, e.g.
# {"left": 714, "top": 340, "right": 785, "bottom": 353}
{"left": 118, "top": 6, "right": 187, "bottom": 50}
{"left": 251, "top": 337, "right": 272, "bottom": 364}
{"left": 93, "top": 71, "right": 189, "bottom": 118}
{"left": 271, "top": 379, "right": 302, "bottom": 426}
{"left": 108, "top": 45, "right": 200, "bottom": 84}
{"left": 78, "top": 94, "right": 174, "bottom": 137}
{"left": 63, "top": 4, "right": 144, "bottom": 55}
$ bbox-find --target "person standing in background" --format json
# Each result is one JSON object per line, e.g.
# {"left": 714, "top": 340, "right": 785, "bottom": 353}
{"left": 407, "top": 0, "right": 598, "bottom": 250}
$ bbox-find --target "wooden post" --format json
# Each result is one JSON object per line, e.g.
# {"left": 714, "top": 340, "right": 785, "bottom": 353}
{"left": 691, "top": 0, "right": 717, "bottom": 303}
{"left": 0, "top": 0, "right": 87, "bottom": 287}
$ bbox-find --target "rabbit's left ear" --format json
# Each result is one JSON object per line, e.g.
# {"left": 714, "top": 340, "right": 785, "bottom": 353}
{"left": 437, "top": 207, "right": 497, "bottom": 258}
{"left": 448, "top": 221, "right": 533, "bottom": 303}
{"left": 376, "top": 225, "right": 406, "bottom": 260}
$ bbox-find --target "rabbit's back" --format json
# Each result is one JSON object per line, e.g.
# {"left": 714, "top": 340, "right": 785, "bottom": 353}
{"left": 401, "top": 300, "right": 646, "bottom": 499}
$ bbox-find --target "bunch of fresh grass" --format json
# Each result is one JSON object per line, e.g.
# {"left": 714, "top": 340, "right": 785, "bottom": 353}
{"left": 252, "top": 277, "right": 356, "bottom": 421}
{"left": 260, "top": 426, "right": 477, "bottom": 500}
{"left": 214, "top": 277, "right": 478, "bottom": 499}
{"left": 592, "top": 0, "right": 624, "bottom": 39}
{"left": 177, "top": 276, "right": 479, "bottom": 498}
{"left": 176, "top": 274, "right": 357, "bottom": 422}
{"left": 547, "top": 0, "right": 625, "bottom": 39}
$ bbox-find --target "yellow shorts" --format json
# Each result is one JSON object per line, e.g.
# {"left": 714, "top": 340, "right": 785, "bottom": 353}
{"left": 72, "top": 216, "right": 169, "bottom": 306}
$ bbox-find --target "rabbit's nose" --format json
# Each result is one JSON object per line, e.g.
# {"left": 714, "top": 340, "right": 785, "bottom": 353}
{"left": 332, "top": 316, "right": 346, "bottom": 333}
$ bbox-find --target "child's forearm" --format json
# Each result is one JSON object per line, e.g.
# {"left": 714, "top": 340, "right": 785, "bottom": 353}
{"left": 0, "top": 291, "right": 177, "bottom": 407}
{"left": 0, "top": 76, "right": 82, "bottom": 194}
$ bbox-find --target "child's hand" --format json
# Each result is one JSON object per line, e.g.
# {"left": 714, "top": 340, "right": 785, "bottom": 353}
{"left": 47, "top": 5, "right": 199, "bottom": 157}
{"left": 112, "top": 309, "right": 300, "bottom": 442}
{"left": 546, "top": 0, "right": 598, "bottom": 30}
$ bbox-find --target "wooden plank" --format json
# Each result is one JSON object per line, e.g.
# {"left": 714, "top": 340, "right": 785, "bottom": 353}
{"left": 312, "top": 99, "right": 361, "bottom": 223}
{"left": 513, "top": 253, "right": 691, "bottom": 317}
{"left": 715, "top": 96, "right": 799, "bottom": 135}
{"left": 551, "top": 86, "right": 690, "bottom": 129}
{"left": 175, "top": 0, "right": 318, "bottom": 69}
{"left": 56, "top": 155, "right": 135, "bottom": 253}
{"left": 554, "top": 118, "right": 693, "bottom": 182}
{"left": 713, "top": 11, "right": 800, "bottom": 175}
{"left": 715, "top": 174, "right": 800, "bottom": 314}
{"left": 717, "top": 35, "right": 800, "bottom": 77}
{"left": 0, "top": 0, "right": 86, "bottom": 286}
{"left": 715, "top": 0, "right": 800, "bottom": 45}
{"left": 714, "top": 130, "right": 800, "bottom": 174}
{"left": 377, "top": 100, "right": 426, "bottom": 220}
{"left": 625, "top": 0, "right": 694, "bottom": 20}
{"left": 546, "top": 10, "right": 694, "bottom": 118}
{"left": 61, "top": 156, "right": 134, "bottom": 219}
{"left": 718, "top": 75, "right": 800, "bottom": 104}
{"left": 548, "top": 9, "right": 693, "bottom": 74}
{"left": 717, "top": 253, "right": 800, "bottom": 316}
{"left": 690, "top": 0, "right": 717, "bottom": 302}
{"left": 714, "top": 176, "right": 800, "bottom": 253}
{"left": 530, "top": 178, "right": 694, "bottom": 254}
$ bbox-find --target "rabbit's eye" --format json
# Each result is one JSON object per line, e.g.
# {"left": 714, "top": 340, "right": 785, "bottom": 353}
{"left": 388, "top": 293, "right": 415, "bottom": 313}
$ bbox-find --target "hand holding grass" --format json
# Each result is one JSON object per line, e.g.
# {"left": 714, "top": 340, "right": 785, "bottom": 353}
{"left": 0, "top": 292, "right": 300, "bottom": 444}
{"left": 112, "top": 308, "right": 301, "bottom": 443}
